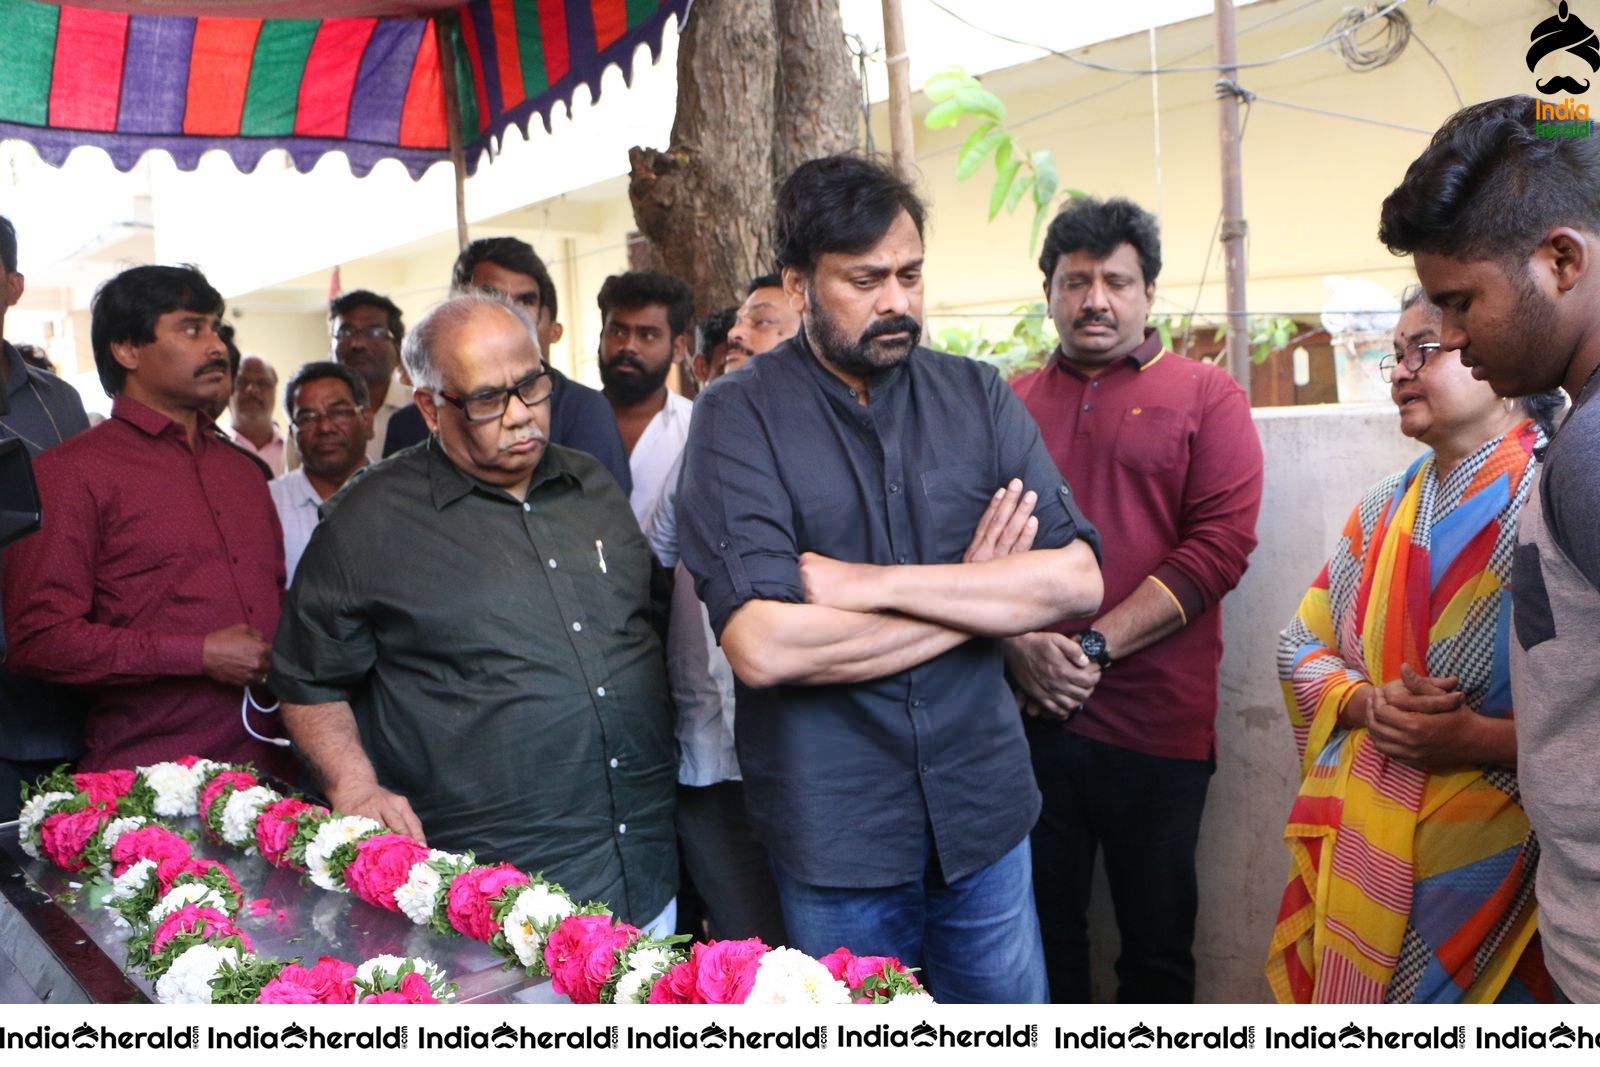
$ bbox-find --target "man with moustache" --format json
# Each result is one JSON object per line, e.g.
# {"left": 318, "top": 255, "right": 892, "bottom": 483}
{"left": 227, "top": 355, "right": 286, "bottom": 476}
{"left": 330, "top": 290, "right": 408, "bottom": 462}
{"left": 677, "top": 155, "right": 1104, "bottom": 1002}
{"left": 722, "top": 274, "right": 801, "bottom": 377}
{"left": 3, "top": 265, "right": 293, "bottom": 776}
{"left": 1009, "top": 197, "right": 1263, "bottom": 1003}
{"left": 596, "top": 271, "right": 695, "bottom": 562}
{"left": 382, "top": 237, "right": 633, "bottom": 495}
{"left": 1380, "top": 93, "right": 1600, "bottom": 1001}
{"left": 272, "top": 293, "right": 676, "bottom": 928}
{"left": 269, "top": 362, "right": 372, "bottom": 581}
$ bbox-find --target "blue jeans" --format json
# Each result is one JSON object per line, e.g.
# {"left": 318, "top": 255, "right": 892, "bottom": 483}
{"left": 770, "top": 837, "right": 1048, "bottom": 1004}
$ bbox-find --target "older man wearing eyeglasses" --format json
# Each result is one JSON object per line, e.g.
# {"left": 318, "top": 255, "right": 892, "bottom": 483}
{"left": 330, "top": 289, "right": 409, "bottom": 461}
{"left": 271, "top": 292, "right": 677, "bottom": 934}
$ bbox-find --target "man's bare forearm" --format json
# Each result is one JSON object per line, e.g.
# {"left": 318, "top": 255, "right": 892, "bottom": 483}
{"left": 721, "top": 600, "right": 971, "bottom": 688}
{"left": 1088, "top": 576, "right": 1187, "bottom": 661}
{"left": 865, "top": 542, "right": 1102, "bottom": 636}
{"left": 282, "top": 701, "right": 379, "bottom": 797}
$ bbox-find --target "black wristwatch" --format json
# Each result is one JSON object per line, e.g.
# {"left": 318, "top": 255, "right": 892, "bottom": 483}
{"left": 1078, "top": 628, "right": 1113, "bottom": 668}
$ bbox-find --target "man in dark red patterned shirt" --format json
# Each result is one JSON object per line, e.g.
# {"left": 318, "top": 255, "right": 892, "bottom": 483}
{"left": 1009, "top": 198, "right": 1263, "bottom": 1003}
{"left": 3, "top": 265, "right": 294, "bottom": 777}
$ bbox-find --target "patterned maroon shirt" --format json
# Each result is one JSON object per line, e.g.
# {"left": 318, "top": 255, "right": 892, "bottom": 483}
{"left": 1011, "top": 330, "right": 1264, "bottom": 761}
{"left": 3, "top": 395, "right": 294, "bottom": 776}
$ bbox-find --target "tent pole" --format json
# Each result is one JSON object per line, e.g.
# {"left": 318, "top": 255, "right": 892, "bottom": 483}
{"left": 1214, "top": 0, "right": 1250, "bottom": 393}
{"left": 435, "top": 13, "right": 469, "bottom": 251}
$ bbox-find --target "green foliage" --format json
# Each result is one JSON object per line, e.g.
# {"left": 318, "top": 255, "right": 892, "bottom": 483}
{"left": 934, "top": 302, "right": 1053, "bottom": 379}
{"left": 924, "top": 68, "right": 1069, "bottom": 250}
{"left": 1149, "top": 312, "right": 1305, "bottom": 364}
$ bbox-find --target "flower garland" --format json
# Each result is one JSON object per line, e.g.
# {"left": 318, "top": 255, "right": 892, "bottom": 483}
{"left": 19, "top": 758, "right": 929, "bottom": 1006}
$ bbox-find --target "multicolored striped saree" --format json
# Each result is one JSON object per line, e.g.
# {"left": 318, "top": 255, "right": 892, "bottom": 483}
{"left": 1267, "top": 420, "right": 1549, "bottom": 1003}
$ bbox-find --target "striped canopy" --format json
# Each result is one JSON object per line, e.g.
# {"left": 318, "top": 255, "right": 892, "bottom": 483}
{"left": 0, "top": 0, "right": 690, "bottom": 178}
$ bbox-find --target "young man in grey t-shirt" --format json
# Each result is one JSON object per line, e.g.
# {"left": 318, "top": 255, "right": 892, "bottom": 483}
{"left": 1380, "top": 93, "right": 1600, "bottom": 1000}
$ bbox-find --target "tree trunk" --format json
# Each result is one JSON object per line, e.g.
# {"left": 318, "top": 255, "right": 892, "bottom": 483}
{"left": 629, "top": 0, "right": 859, "bottom": 319}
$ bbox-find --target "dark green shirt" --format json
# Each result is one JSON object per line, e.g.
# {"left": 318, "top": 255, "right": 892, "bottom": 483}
{"left": 270, "top": 439, "right": 675, "bottom": 925}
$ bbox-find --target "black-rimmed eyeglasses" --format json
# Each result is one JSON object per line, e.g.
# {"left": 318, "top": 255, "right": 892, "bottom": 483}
{"left": 437, "top": 369, "right": 554, "bottom": 423}
{"left": 1378, "top": 342, "right": 1442, "bottom": 383}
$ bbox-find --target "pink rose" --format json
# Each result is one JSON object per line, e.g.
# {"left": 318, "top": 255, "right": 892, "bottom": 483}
{"left": 844, "top": 955, "right": 918, "bottom": 1000}
{"left": 150, "top": 904, "right": 252, "bottom": 955}
{"left": 259, "top": 956, "right": 356, "bottom": 1004}
{"left": 41, "top": 806, "right": 111, "bottom": 871}
{"left": 110, "top": 826, "right": 191, "bottom": 876}
{"left": 73, "top": 770, "right": 135, "bottom": 808}
{"left": 544, "top": 915, "right": 636, "bottom": 1004}
{"left": 343, "top": 834, "right": 432, "bottom": 910}
{"left": 445, "top": 863, "right": 531, "bottom": 942}
{"left": 199, "top": 770, "right": 258, "bottom": 828}
{"left": 818, "top": 946, "right": 855, "bottom": 984}
{"left": 255, "top": 798, "right": 325, "bottom": 868}
{"left": 361, "top": 972, "right": 438, "bottom": 1004}
{"left": 176, "top": 755, "right": 204, "bottom": 767}
{"left": 694, "top": 938, "right": 769, "bottom": 1004}
{"left": 647, "top": 956, "right": 701, "bottom": 1004}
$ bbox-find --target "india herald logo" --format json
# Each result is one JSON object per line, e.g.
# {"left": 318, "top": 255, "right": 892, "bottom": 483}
{"left": 1528, "top": 1, "right": 1599, "bottom": 95}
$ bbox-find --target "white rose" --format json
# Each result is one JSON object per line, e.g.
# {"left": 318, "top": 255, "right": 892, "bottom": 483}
{"left": 219, "top": 785, "right": 280, "bottom": 849}
{"left": 149, "top": 882, "right": 227, "bottom": 924}
{"left": 355, "top": 954, "right": 444, "bottom": 993}
{"left": 17, "top": 791, "right": 75, "bottom": 859}
{"left": 305, "top": 815, "right": 382, "bottom": 891}
{"left": 394, "top": 862, "right": 443, "bottom": 926}
{"left": 612, "top": 945, "right": 673, "bottom": 1004}
{"left": 141, "top": 763, "right": 202, "bottom": 817}
{"left": 500, "top": 882, "right": 575, "bottom": 968}
{"left": 98, "top": 816, "right": 149, "bottom": 864}
{"left": 105, "top": 858, "right": 158, "bottom": 908}
{"left": 153, "top": 942, "right": 248, "bottom": 1004}
{"left": 745, "top": 947, "right": 852, "bottom": 1005}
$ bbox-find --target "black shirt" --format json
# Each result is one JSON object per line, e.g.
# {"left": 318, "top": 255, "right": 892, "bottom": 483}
{"left": 382, "top": 367, "right": 634, "bottom": 497}
{"left": 677, "top": 332, "right": 1099, "bottom": 887}
{"left": 270, "top": 439, "right": 675, "bottom": 924}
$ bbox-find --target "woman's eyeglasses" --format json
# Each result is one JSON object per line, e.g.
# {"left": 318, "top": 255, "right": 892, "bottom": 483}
{"left": 1378, "top": 342, "right": 1442, "bottom": 383}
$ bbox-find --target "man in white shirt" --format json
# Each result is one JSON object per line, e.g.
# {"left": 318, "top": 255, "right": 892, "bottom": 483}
{"left": 330, "top": 290, "right": 408, "bottom": 462}
{"left": 227, "top": 355, "right": 287, "bottom": 476}
{"left": 270, "top": 362, "right": 372, "bottom": 581}
{"left": 595, "top": 271, "right": 695, "bottom": 564}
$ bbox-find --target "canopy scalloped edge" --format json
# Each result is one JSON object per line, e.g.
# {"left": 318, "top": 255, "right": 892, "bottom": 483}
{"left": 0, "top": 0, "right": 689, "bottom": 181}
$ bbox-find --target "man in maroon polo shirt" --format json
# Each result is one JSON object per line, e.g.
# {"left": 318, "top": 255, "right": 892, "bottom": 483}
{"left": 1008, "top": 197, "right": 1263, "bottom": 1003}
{"left": 3, "top": 265, "right": 294, "bottom": 778}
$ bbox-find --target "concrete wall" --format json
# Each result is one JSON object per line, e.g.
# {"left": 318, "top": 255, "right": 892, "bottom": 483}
{"left": 1082, "top": 402, "right": 1426, "bottom": 1002}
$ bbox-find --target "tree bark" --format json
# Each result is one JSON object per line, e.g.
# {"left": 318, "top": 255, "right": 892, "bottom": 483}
{"left": 629, "top": 0, "right": 859, "bottom": 319}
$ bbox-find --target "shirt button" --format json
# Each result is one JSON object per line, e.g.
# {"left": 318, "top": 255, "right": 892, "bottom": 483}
{"left": 896, "top": 555, "right": 908, "bottom": 564}
{"left": 1082, "top": 404, "right": 1092, "bottom": 412}
{"left": 1091, "top": 380, "right": 1100, "bottom": 389}
{"left": 523, "top": 502, "right": 531, "bottom": 512}
{"left": 609, "top": 758, "right": 619, "bottom": 769}
{"left": 596, "top": 686, "right": 606, "bottom": 697}
{"left": 920, "top": 764, "right": 931, "bottom": 774}
{"left": 912, "top": 698, "right": 926, "bottom": 708}
{"left": 617, "top": 823, "right": 627, "bottom": 835}
{"left": 888, "top": 482, "right": 900, "bottom": 494}
{"left": 572, "top": 621, "right": 583, "bottom": 633}
{"left": 548, "top": 559, "right": 558, "bottom": 568}
{"left": 718, "top": 538, "right": 730, "bottom": 550}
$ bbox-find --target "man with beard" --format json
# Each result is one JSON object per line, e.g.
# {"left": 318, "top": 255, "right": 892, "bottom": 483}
{"left": 330, "top": 290, "right": 408, "bottom": 462}
{"left": 677, "top": 155, "right": 1104, "bottom": 1003}
{"left": 272, "top": 294, "right": 676, "bottom": 929}
{"left": 596, "top": 271, "right": 695, "bottom": 562}
{"left": 1380, "top": 94, "right": 1600, "bottom": 1002}
{"left": 3, "top": 265, "right": 294, "bottom": 776}
{"left": 227, "top": 355, "right": 286, "bottom": 475}
{"left": 1008, "top": 197, "right": 1263, "bottom": 1003}
{"left": 270, "top": 361, "right": 372, "bottom": 581}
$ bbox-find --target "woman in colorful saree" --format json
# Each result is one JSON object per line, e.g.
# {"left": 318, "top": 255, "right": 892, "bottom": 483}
{"left": 1266, "top": 286, "right": 1561, "bottom": 1004}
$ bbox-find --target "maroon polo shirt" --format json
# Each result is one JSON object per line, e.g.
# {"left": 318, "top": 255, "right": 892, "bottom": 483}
{"left": 1011, "top": 329, "right": 1263, "bottom": 761}
{"left": 3, "top": 395, "right": 294, "bottom": 777}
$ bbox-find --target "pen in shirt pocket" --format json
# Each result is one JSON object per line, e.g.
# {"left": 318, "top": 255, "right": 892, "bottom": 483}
{"left": 595, "top": 539, "right": 608, "bottom": 574}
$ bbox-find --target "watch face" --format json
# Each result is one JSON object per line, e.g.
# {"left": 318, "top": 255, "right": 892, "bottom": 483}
{"left": 1080, "top": 629, "right": 1108, "bottom": 662}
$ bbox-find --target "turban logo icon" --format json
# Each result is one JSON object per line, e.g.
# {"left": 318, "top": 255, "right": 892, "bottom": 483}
{"left": 1528, "top": 1, "right": 1600, "bottom": 95}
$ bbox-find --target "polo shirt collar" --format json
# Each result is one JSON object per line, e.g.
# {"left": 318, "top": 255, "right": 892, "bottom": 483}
{"left": 425, "top": 435, "right": 581, "bottom": 510}
{"left": 1051, "top": 327, "right": 1165, "bottom": 380}
{"left": 2, "top": 342, "right": 31, "bottom": 399}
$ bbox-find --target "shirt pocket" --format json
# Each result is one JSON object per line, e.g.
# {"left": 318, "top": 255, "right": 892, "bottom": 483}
{"left": 1113, "top": 404, "right": 1186, "bottom": 475}
{"left": 920, "top": 463, "right": 993, "bottom": 563}
{"left": 1512, "top": 541, "right": 1557, "bottom": 650}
